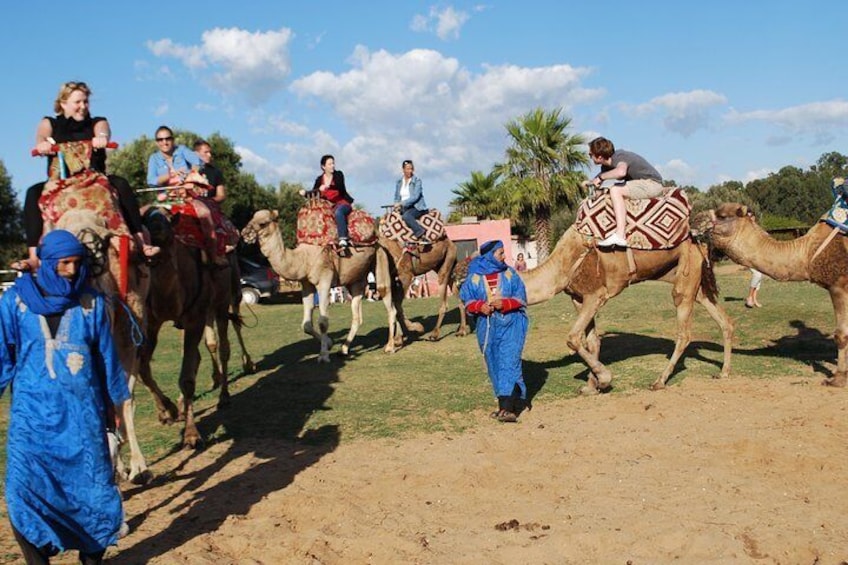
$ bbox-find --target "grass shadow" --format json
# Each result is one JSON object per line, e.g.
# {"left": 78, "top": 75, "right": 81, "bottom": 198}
{"left": 115, "top": 336, "right": 342, "bottom": 563}
{"left": 734, "top": 319, "right": 835, "bottom": 378}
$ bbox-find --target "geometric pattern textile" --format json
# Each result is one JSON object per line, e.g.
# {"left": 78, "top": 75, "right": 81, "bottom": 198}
{"left": 576, "top": 188, "right": 692, "bottom": 250}
{"left": 823, "top": 177, "right": 848, "bottom": 233}
{"left": 378, "top": 209, "right": 446, "bottom": 243}
{"left": 296, "top": 198, "right": 376, "bottom": 246}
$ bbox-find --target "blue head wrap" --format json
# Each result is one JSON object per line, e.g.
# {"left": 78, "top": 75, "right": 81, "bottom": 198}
{"left": 15, "top": 230, "right": 90, "bottom": 316}
{"left": 467, "top": 240, "right": 507, "bottom": 276}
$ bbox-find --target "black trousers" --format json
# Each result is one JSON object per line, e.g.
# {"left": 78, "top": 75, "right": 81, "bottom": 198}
{"left": 13, "top": 526, "right": 105, "bottom": 565}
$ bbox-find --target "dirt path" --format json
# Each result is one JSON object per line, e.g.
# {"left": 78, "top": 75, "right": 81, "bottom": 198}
{"left": 61, "top": 375, "right": 840, "bottom": 564}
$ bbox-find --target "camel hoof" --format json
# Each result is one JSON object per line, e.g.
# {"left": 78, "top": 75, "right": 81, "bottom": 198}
{"left": 426, "top": 333, "right": 439, "bottom": 342}
{"left": 649, "top": 381, "right": 666, "bottom": 391}
{"left": 183, "top": 435, "right": 204, "bottom": 450}
{"left": 243, "top": 361, "right": 257, "bottom": 374}
{"left": 129, "top": 469, "right": 153, "bottom": 486}
{"left": 455, "top": 328, "right": 468, "bottom": 337}
{"left": 340, "top": 343, "right": 351, "bottom": 356}
{"left": 822, "top": 376, "right": 847, "bottom": 387}
{"left": 409, "top": 323, "right": 425, "bottom": 333}
{"left": 383, "top": 344, "right": 396, "bottom": 354}
{"left": 579, "top": 385, "right": 600, "bottom": 396}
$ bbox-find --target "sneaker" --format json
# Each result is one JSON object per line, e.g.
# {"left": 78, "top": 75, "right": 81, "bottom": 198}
{"left": 597, "top": 233, "right": 628, "bottom": 247}
{"left": 338, "top": 238, "right": 350, "bottom": 248}
{"left": 415, "top": 236, "right": 431, "bottom": 245}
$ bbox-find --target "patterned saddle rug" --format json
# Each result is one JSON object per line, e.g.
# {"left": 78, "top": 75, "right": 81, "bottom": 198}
{"left": 39, "top": 141, "right": 128, "bottom": 236}
{"left": 297, "top": 198, "right": 376, "bottom": 246}
{"left": 576, "top": 188, "right": 691, "bottom": 250}
{"left": 379, "top": 209, "right": 446, "bottom": 243}
{"left": 823, "top": 177, "right": 848, "bottom": 232}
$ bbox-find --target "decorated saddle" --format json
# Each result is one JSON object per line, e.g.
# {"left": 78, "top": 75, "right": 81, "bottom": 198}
{"left": 823, "top": 177, "right": 848, "bottom": 233}
{"left": 39, "top": 141, "right": 128, "bottom": 236}
{"left": 576, "top": 188, "right": 691, "bottom": 250}
{"left": 296, "top": 198, "right": 376, "bottom": 246}
{"left": 379, "top": 209, "right": 446, "bottom": 243}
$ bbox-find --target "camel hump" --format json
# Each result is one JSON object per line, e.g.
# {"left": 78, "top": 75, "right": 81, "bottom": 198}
{"left": 576, "top": 188, "right": 691, "bottom": 250}
{"left": 378, "top": 209, "right": 446, "bottom": 243}
{"left": 296, "top": 199, "right": 377, "bottom": 246}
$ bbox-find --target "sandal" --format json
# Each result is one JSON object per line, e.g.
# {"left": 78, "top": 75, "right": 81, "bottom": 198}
{"left": 497, "top": 411, "right": 518, "bottom": 423}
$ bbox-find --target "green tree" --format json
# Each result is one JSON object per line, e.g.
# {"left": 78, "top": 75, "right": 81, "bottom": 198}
{"left": 496, "top": 107, "right": 589, "bottom": 259}
{"left": 0, "top": 160, "right": 24, "bottom": 268}
{"left": 275, "top": 181, "right": 308, "bottom": 248}
{"left": 448, "top": 170, "right": 502, "bottom": 222}
{"left": 745, "top": 166, "right": 830, "bottom": 225}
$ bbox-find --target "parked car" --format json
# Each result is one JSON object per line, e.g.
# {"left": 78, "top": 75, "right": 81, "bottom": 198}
{"left": 238, "top": 256, "right": 279, "bottom": 305}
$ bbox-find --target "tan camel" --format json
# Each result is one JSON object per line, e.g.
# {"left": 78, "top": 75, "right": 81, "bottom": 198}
{"left": 518, "top": 225, "right": 734, "bottom": 394}
{"left": 55, "top": 209, "right": 153, "bottom": 484}
{"left": 378, "top": 236, "right": 468, "bottom": 353}
{"left": 241, "top": 209, "right": 376, "bottom": 362}
{"left": 137, "top": 207, "right": 243, "bottom": 450}
{"left": 708, "top": 202, "right": 848, "bottom": 387}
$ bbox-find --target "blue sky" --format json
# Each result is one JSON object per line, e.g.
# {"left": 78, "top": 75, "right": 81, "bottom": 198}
{"left": 2, "top": 1, "right": 847, "bottom": 216}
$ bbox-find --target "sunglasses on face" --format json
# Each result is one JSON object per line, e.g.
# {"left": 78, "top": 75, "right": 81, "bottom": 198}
{"left": 156, "top": 136, "right": 174, "bottom": 142}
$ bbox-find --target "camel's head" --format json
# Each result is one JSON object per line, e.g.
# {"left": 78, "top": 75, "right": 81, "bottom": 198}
{"left": 708, "top": 203, "right": 752, "bottom": 246}
{"left": 241, "top": 209, "right": 279, "bottom": 244}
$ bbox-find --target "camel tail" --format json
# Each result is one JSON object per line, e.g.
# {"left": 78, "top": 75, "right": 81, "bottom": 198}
{"left": 700, "top": 254, "right": 719, "bottom": 304}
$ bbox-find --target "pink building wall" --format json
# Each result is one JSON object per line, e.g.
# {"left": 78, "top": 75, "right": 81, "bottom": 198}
{"left": 444, "top": 218, "right": 514, "bottom": 262}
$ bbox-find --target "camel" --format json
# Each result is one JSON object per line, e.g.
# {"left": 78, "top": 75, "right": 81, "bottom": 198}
{"left": 55, "top": 209, "right": 153, "bottom": 484}
{"left": 137, "top": 206, "right": 243, "bottom": 450}
{"left": 378, "top": 236, "right": 468, "bottom": 353}
{"left": 708, "top": 202, "right": 848, "bottom": 387}
{"left": 241, "top": 209, "right": 377, "bottom": 362}
{"left": 518, "top": 225, "right": 734, "bottom": 394}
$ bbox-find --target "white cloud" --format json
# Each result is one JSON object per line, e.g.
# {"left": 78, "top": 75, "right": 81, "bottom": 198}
{"left": 288, "top": 47, "right": 600, "bottom": 190}
{"left": 743, "top": 167, "right": 774, "bottom": 183}
{"left": 153, "top": 102, "right": 168, "bottom": 117}
{"left": 726, "top": 99, "right": 848, "bottom": 144}
{"left": 658, "top": 158, "right": 697, "bottom": 186}
{"left": 410, "top": 6, "right": 470, "bottom": 40}
{"left": 624, "top": 90, "right": 727, "bottom": 137}
{"left": 146, "top": 27, "right": 294, "bottom": 105}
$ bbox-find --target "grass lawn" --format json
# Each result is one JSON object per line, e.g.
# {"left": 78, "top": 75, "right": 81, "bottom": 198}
{"left": 0, "top": 264, "right": 837, "bottom": 499}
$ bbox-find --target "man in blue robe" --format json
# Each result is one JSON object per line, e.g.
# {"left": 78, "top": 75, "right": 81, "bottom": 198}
{"left": 0, "top": 230, "right": 130, "bottom": 564}
{"left": 459, "top": 240, "right": 528, "bottom": 423}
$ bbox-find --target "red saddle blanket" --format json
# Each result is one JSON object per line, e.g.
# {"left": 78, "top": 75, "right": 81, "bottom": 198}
{"left": 576, "top": 188, "right": 691, "bottom": 250}
{"left": 379, "top": 209, "right": 446, "bottom": 242}
{"left": 297, "top": 198, "right": 376, "bottom": 246}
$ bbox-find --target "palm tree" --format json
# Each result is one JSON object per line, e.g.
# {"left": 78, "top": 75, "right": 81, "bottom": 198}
{"left": 449, "top": 169, "right": 503, "bottom": 221}
{"left": 497, "top": 107, "right": 589, "bottom": 260}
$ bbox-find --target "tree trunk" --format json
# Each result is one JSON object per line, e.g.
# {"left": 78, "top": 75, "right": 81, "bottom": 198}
{"left": 534, "top": 207, "right": 552, "bottom": 262}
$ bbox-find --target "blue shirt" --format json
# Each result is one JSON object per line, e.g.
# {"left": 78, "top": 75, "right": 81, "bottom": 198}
{"left": 147, "top": 145, "right": 202, "bottom": 187}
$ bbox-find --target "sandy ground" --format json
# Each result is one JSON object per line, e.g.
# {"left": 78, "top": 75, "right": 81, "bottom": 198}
{"left": 41, "top": 374, "right": 836, "bottom": 564}
{"left": 1, "top": 374, "right": 846, "bottom": 564}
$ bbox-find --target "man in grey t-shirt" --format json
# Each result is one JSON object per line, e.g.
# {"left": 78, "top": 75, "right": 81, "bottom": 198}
{"left": 588, "top": 137, "right": 665, "bottom": 247}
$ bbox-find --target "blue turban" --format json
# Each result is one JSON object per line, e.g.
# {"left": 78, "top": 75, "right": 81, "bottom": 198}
{"left": 467, "top": 240, "right": 507, "bottom": 276}
{"left": 15, "top": 230, "right": 90, "bottom": 316}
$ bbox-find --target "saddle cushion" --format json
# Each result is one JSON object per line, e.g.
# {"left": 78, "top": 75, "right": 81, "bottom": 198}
{"left": 823, "top": 179, "right": 848, "bottom": 232}
{"left": 379, "top": 209, "right": 446, "bottom": 242}
{"left": 576, "top": 188, "right": 691, "bottom": 249}
{"left": 40, "top": 174, "right": 128, "bottom": 236}
{"left": 296, "top": 199, "right": 376, "bottom": 246}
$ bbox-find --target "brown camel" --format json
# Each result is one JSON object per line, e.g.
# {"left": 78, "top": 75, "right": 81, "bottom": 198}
{"left": 518, "top": 225, "right": 734, "bottom": 393}
{"left": 56, "top": 209, "right": 153, "bottom": 484}
{"left": 241, "top": 209, "right": 377, "bottom": 361}
{"left": 137, "top": 206, "right": 240, "bottom": 451}
{"left": 708, "top": 202, "right": 848, "bottom": 387}
{"left": 378, "top": 236, "right": 468, "bottom": 353}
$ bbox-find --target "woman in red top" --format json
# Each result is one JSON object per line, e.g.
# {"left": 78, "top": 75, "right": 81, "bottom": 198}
{"left": 304, "top": 155, "right": 355, "bottom": 247}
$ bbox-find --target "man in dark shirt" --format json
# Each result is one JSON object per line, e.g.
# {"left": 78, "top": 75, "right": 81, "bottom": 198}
{"left": 588, "top": 137, "right": 665, "bottom": 247}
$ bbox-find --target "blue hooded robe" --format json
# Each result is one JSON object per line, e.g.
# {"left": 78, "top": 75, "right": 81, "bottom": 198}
{"left": 0, "top": 230, "right": 129, "bottom": 554}
{"left": 459, "top": 241, "right": 528, "bottom": 399}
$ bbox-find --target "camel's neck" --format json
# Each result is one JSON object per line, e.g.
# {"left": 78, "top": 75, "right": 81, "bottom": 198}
{"left": 721, "top": 221, "right": 822, "bottom": 281}
{"left": 259, "top": 229, "right": 309, "bottom": 281}
{"left": 520, "top": 227, "right": 587, "bottom": 305}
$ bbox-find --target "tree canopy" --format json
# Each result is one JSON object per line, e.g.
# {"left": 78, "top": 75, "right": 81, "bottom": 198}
{"left": 0, "top": 160, "right": 24, "bottom": 268}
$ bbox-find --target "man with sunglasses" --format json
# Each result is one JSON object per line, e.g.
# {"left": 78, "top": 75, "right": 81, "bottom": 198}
{"left": 146, "top": 125, "right": 202, "bottom": 187}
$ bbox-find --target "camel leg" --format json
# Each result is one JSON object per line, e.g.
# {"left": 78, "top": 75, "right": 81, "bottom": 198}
{"left": 454, "top": 281, "right": 469, "bottom": 337}
{"left": 301, "top": 283, "right": 332, "bottom": 362}
{"left": 178, "top": 322, "right": 205, "bottom": 449}
{"left": 341, "top": 282, "right": 365, "bottom": 356}
{"left": 566, "top": 294, "right": 612, "bottom": 395}
{"left": 427, "top": 259, "right": 455, "bottom": 341}
{"left": 824, "top": 289, "right": 848, "bottom": 387}
{"left": 375, "top": 250, "right": 400, "bottom": 353}
{"left": 651, "top": 287, "right": 695, "bottom": 390}
{"left": 212, "top": 308, "right": 232, "bottom": 408}
{"left": 229, "top": 256, "right": 255, "bottom": 374}
{"left": 694, "top": 290, "right": 734, "bottom": 379}
{"left": 397, "top": 271, "right": 425, "bottom": 334}
{"left": 204, "top": 313, "right": 224, "bottom": 389}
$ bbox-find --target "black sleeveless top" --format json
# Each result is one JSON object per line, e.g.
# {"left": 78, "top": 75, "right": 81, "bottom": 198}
{"left": 45, "top": 115, "right": 108, "bottom": 174}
